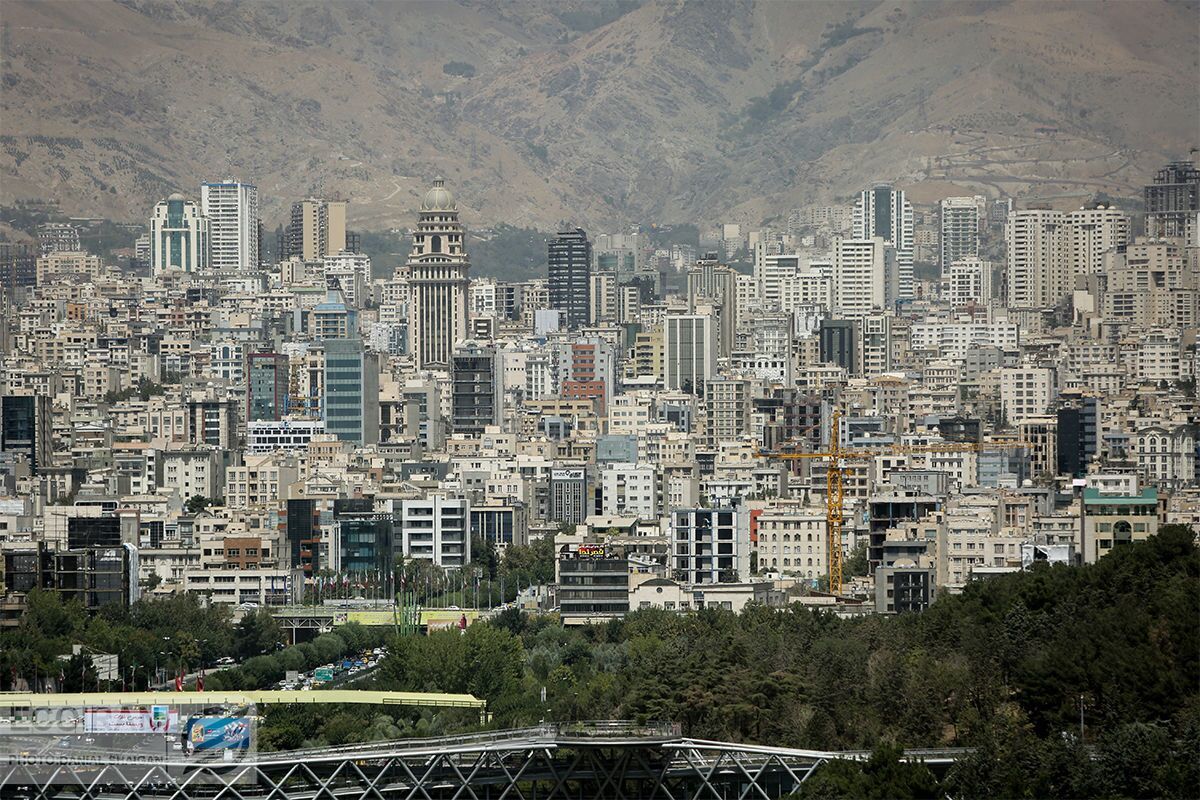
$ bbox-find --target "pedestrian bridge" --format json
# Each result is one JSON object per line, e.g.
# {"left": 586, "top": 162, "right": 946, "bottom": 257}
{"left": 1, "top": 721, "right": 965, "bottom": 799}
{"left": 1, "top": 689, "right": 486, "bottom": 712}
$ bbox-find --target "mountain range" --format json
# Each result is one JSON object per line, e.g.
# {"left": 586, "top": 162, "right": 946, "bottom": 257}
{"left": 1, "top": 0, "right": 1196, "bottom": 231}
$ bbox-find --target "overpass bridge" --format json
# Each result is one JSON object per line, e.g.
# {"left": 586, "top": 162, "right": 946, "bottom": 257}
{"left": 1, "top": 721, "right": 965, "bottom": 799}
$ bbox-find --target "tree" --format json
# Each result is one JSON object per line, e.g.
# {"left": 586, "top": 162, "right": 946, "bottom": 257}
{"left": 844, "top": 542, "right": 869, "bottom": 577}
{"left": 185, "top": 495, "right": 212, "bottom": 515}
{"left": 794, "top": 743, "right": 940, "bottom": 799}
{"left": 500, "top": 535, "right": 556, "bottom": 595}
{"left": 233, "top": 609, "right": 283, "bottom": 661}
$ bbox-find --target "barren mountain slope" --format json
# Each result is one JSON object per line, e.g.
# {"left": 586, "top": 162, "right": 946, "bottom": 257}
{"left": 1, "top": 0, "right": 1195, "bottom": 229}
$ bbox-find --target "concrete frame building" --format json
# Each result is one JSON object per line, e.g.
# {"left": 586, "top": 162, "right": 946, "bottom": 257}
{"left": 939, "top": 196, "right": 983, "bottom": 275}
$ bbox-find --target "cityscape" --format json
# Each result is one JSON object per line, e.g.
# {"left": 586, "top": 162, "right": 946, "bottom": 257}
{"left": 0, "top": 1, "right": 1197, "bottom": 798}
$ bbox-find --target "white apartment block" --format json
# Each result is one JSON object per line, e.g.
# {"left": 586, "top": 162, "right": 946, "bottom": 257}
{"left": 1006, "top": 209, "right": 1067, "bottom": 308}
{"left": 599, "top": 462, "right": 659, "bottom": 518}
{"left": 946, "top": 258, "right": 994, "bottom": 306}
{"left": 756, "top": 507, "right": 825, "bottom": 579}
{"left": 162, "top": 449, "right": 223, "bottom": 501}
{"left": 392, "top": 495, "right": 471, "bottom": 567}
{"left": 734, "top": 274, "right": 760, "bottom": 333}
{"left": 201, "top": 179, "right": 260, "bottom": 271}
{"left": 754, "top": 250, "right": 799, "bottom": 311}
{"left": 185, "top": 568, "right": 292, "bottom": 606}
{"left": 323, "top": 251, "right": 372, "bottom": 305}
{"left": 910, "top": 320, "right": 1019, "bottom": 358}
{"left": 1000, "top": 367, "right": 1056, "bottom": 424}
{"left": 834, "top": 237, "right": 896, "bottom": 316}
{"left": 209, "top": 340, "right": 244, "bottom": 384}
{"left": 225, "top": 455, "right": 297, "bottom": 509}
{"left": 1068, "top": 206, "right": 1129, "bottom": 277}
{"left": 861, "top": 313, "right": 892, "bottom": 377}
{"left": 1138, "top": 330, "right": 1183, "bottom": 382}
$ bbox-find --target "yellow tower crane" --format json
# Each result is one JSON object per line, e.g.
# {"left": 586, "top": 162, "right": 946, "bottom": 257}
{"left": 757, "top": 409, "right": 1026, "bottom": 595}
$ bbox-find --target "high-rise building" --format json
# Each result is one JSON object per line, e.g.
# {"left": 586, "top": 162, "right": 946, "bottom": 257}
{"left": 853, "top": 184, "right": 914, "bottom": 299}
{"left": 946, "top": 258, "right": 995, "bottom": 307}
{"left": 1005, "top": 209, "right": 1066, "bottom": 309}
{"left": 246, "top": 352, "right": 289, "bottom": 422}
{"left": 688, "top": 256, "right": 738, "bottom": 358}
{"left": 548, "top": 228, "right": 591, "bottom": 329}
{"left": 0, "top": 242, "right": 37, "bottom": 292}
{"left": 285, "top": 197, "right": 348, "bottom": 261}
{"left": 150, "top": 193, "right": 209, "bottom": 274}
{"left": 819, "top": 319, "right": 858, "bottom": 374}
{"left": 1067, "top": 205, "right": 1129, "bottom": 277}
{"left": 939, "top": 196, "right": 984, "bottom": 274}
{"left": 753, "top": 246, "right": 799, "bottom": 311}
{"left": 663, "top": 314, "right": 715, "bottom": 395}
{"left": 451, "top": 344, "right": 500, "bottom": 436}
{"left": 549, "top": 468, "right": 588, "bottom": 525}
{"left": 407, "top": 178, "right": 470, "bottom": 370}
{"left": 861, "top": 313, "right": 892, "bottom": 377}
{"left": 1144, "top": 159, "right": 1200, "bottom": 242}
{"left": 200, "top": 179, "right": 259, "bottom": 271}
{"left": 0, "top": 394, "right": 52, "bottom": 474}
{"left": 1057, "top": 396, "right": 1100, "bottom": 478}
{"left": 589, "top": 270, "right": 618, "bottom": 323}
{"left": 833, "top": 237, "right": 898, "bottom": 316}
{"left": 323, "top": 338, "right": 380, "bottom": 446}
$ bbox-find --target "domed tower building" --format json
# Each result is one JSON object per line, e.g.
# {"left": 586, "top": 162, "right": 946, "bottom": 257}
{"left": 407, "top": 177, "right": 471, "bottom": 370}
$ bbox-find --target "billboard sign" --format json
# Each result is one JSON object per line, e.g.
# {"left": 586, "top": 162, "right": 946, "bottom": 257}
{"left": 186, "top": 717, "right": 252, "bottom": 751}
{"left": 84, "top": 707, "right": 178, "bottom": 734}
{"left": 576, "top": 544, "right": 606, "bottom": 559}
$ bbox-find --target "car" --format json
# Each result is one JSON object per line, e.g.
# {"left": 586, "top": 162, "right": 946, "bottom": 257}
{"left": 215, "top": 657, "right": 236, "bottom": 666}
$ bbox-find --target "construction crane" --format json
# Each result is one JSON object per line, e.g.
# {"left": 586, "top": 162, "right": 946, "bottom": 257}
{"left": 757, "top": 409, "right": 1026, "bottom": 595}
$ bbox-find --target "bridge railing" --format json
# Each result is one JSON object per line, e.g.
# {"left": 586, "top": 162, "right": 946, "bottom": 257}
{"left": 267, "top": 721, "right": 680, "bottom": 761}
